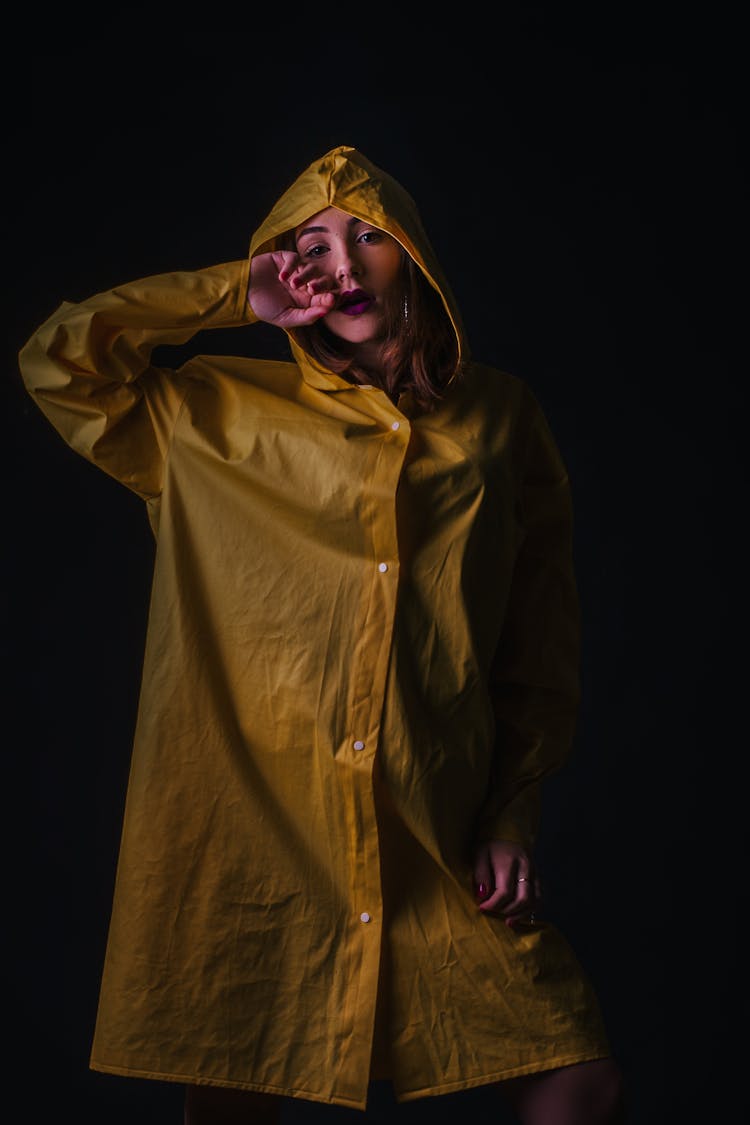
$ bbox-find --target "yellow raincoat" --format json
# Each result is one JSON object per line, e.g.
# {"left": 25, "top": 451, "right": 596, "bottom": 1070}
{"left": 18, "top": 146, "right": 612, "bottom": 1110}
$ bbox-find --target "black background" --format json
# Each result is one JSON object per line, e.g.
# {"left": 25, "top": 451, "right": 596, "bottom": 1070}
{"left": 4, "top": 11, "right": 744, "bottom": 1124}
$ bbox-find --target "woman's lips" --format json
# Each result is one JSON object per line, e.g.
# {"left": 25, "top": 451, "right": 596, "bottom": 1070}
{"left": 337, "top": 289, "right": 374, "bottom": 316}
{"left": 339, "top": 299, "right": 374, "bottom": 316}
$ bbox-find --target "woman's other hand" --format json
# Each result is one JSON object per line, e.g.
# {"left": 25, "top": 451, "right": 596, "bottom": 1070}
{"left": 473, "top": 839, "right": 542, "bottom": 927}
{"left": 247, "top": 250, "right": 335, "bottom": 328}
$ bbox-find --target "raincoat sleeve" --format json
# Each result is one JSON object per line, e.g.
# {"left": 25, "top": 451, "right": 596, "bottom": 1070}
{"left": 18, "top": 259, "right": 254, "bottom": 499}
{"left": 476, "top": 387, "right": 581, "bottom": 853}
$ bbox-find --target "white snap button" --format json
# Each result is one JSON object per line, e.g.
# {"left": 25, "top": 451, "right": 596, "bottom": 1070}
{"left": 360, "top": 912, "right": 371, "bottom": 923}
{"left": 353, "top": 740, "right": 365, "bottom": 751}
{"left": 391, "top": 421, "right": 400, "bottom": 430}
{"left": 378, "top": 563, "right": 388, "bottom": 573}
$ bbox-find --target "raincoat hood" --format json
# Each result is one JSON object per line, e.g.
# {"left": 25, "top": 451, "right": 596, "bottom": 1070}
{"left": 248, "top": 145, "right": 467, "bottom": 387}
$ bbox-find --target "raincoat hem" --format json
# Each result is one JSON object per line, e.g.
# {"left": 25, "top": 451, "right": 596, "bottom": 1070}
{"left": 88, "top": 1060, "right": 369, "bottom": 1111}
{"left": 89, "top": 1047, "right": 613, "bottom": 1110}
{"left": 392, "top": 1048, "right": 615, "bottom": 1103}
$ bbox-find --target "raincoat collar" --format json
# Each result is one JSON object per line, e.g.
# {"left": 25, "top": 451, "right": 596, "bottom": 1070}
{"left": 248, "top": 145, "right": 466, "bottom": 394}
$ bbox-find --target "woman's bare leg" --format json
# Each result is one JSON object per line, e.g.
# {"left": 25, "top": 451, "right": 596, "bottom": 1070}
{"left": 184, "top": 1083, "right": 282, "bottom": 1124}
{"left": 494, "top": 1057, "right": 627, "bottom": 1125}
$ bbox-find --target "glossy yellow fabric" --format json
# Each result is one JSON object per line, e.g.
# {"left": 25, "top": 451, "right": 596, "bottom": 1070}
{"left": 18, "top": 146, "right": 611, "bottom": 1110}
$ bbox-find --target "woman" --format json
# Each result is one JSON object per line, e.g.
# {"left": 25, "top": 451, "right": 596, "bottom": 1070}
{"left": 19, "top": 146, "right": 626, "bottom": 1124}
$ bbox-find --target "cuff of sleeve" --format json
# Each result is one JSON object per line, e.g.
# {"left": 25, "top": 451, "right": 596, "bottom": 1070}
{"left": 474, "top": 784, "right": 542, "bottom": 852}
{"left": 235, "top": 258, "right": 257, "bottom": 323}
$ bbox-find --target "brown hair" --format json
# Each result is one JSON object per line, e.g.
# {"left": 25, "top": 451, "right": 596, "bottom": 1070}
{"left": 277, "top": 233, "right": 462, "bottom": 414}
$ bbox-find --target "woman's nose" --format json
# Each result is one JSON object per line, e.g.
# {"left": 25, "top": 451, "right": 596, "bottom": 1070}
{"left": 336, "top": 250, "right": 361, "bottom": 282}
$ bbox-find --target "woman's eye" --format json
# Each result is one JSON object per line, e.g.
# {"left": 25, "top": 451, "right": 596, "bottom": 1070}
{"left": 359, "top": 230, "right": 382, "bottom": 244}
{"left": 301, "top": 244, "right": 327, "bottom": 258}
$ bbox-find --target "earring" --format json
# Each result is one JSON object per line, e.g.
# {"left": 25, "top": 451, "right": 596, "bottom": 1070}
{"left": 402, "top": 294, "right": 409, "bottom": 324}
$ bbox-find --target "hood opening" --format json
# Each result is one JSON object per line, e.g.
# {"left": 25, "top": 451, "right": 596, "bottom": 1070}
{"left": 248, "top": 146, "right": 468, "bottom": 409}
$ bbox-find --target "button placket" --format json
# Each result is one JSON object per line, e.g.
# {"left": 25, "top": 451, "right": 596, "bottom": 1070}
{"left": 334, "top": 407, "right": 408, "bottom": 1100}
{"left": 347, "top": 415, "right": 407, "bottom": 732}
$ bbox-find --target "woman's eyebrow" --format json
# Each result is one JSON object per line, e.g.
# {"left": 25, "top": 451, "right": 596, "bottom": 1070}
{"left": 296, "top": 217, "right": 363, "bottom": 240}
{"left": 296, "top": 225, "right": 327, "bottom": 239}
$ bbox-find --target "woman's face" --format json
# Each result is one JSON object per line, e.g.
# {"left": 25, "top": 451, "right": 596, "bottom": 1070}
{"left": 294, "top": 207, "right": 403, "bottom": 348}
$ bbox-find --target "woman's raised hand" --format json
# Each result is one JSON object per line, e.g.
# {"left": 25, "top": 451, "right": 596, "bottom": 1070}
{"left": 247, "top": 251, "right": 335, "bottom": 328}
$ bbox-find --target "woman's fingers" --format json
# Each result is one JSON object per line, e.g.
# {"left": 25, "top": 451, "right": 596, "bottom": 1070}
{"left": 275, "top": 251, "right": 302, "bottom": 283}
{"left": 473, "top": 840, "right": 541, "bottom": 925}
{"left": 500, "top": 872, "right": 543, "bottom": 927}
{"left": 478, "top": 870, "right": 529, "bottom": 915}
{"left": 473, "top": 851, "right": 493, "bottom": 906}
{"left": 281, "top": 260, "right": 329, "bottom": 293}
{"left": 248, "top": 248, "right": 336, "bottom": 326}
{"left": 310, "top": 291, "right": 335, "bottom": 309}
{"left": 276, "top": 296, "right": 334, "bottom": 328}
{"left": 306, "top": 275, "right": 334, "bottom": 295}
{"left": 474, "top": 842, "right": 517, "bottom": 912}
{"left": 502, "top": 878, "right": 536, "bottom": 921}
{"left": 279, "top": 265, "right": 333, "bottom": 310}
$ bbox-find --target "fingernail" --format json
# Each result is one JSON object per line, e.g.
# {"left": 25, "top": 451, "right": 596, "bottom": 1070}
{"left": 476, "top": 883, "right": 488, "bottom": 901}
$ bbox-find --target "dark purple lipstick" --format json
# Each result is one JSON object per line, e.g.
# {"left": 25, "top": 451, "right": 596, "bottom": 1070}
{"left": 338, "top": 288, "right": 374, "bottom": 316}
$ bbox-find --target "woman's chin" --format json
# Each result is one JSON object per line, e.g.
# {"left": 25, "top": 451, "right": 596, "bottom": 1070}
{"left": 324, "top": 310, "right": 384, "bottom": 346}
